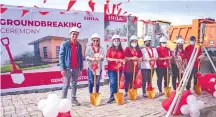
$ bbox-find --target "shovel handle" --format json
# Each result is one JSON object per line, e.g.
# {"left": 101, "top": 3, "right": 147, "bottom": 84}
{"left": 117, "top": 70, "right": 120, "bottom": 92}
{"left": 132, "top": 62, "right": 136, "bottom": 89}
{"left": 94, "top": 71, "right": 97, "bottom": 93}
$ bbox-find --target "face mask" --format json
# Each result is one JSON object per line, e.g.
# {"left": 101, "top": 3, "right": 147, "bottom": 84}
{"left": 145, "top": 41, "right": 151, "bottom": 47}
{"left": 190, "top": 41, "right": 195, "bottom": 45}
{"left": 131, "top": 43, "right": 137, "bottom": 47}
{"left": 161, "top": 43, "right": 167, "bottom": 47}
{"left": 113, "top": 42, "right": 120, "bottom": 47}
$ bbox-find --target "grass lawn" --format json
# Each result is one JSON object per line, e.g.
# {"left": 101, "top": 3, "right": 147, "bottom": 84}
{"left": 1, "top": 64, "right": 51, "bottom": 73}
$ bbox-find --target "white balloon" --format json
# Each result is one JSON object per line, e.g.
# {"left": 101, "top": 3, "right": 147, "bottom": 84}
{"left": 187, "top": 95, "right": 197, "bottom": 105}
{"left": 213, "top": 91, "right": 216, "bottom": 98}
{"left": 190, "top": 111, "right": 200, "bottom": 117}
{"left": 37, "top": 99, "right": 47, "bottom": 111}
{"left": 43, "top": 106, "right": 59, "bottom": 117}
{"left": 180, "top": 104, "right": 190, "bottom": 114}
{"left": 58, "top": 99, "right": 72, "bottom": 113}
{"left": 210, "top": 78, "right": 216, "bottom": 82}
{"left": 47, "top": 94, "right": 60, "bottom": 107}
{"left": 197, "top": 100, "right": 204, "bottom": 109}
{"left": 189, "top": 103, "right": 200, "bottom": 113}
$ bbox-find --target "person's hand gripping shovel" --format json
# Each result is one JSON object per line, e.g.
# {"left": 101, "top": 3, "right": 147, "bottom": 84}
{"left": 90, "top": 61, "right": 102, "bottom": 106}
{"left": 146, "top": 59, "right": 156, "bottom": 99}
{"left": 114, "top": 61, "right": 124, "bottom": 105}
{"left": 128, "top": 61, "right": 138, "bottom": 101}
{"left": 1, "top": 37, "right": 25, "bottom": 84}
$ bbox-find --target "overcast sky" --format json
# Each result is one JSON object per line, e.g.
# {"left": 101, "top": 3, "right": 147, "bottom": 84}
{"left": 1, "top": 0, "right": 216, "bottom": 25}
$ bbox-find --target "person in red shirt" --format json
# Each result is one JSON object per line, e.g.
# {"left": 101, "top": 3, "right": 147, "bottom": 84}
{"left": 184, "top": 36, "right": 202, "bottom": 90}
{"left": 171, "top": 38, "right": 187, "bottom": 90}
{"left": 156, "top": 36, "right": 172, "bottom": 96}
{"left": 106, "top": 34, "right": 125, "bottom": 104}
{"left": 124, "top": 35, "right": 143, "bottom": 97}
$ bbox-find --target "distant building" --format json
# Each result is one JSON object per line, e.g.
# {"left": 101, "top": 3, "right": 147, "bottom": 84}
{"left": 28, "top": 36, "right": 88, "bottom": 63}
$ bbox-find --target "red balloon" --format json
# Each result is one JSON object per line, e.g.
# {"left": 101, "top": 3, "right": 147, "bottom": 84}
{"left": 57, "top": 111, "right": 72, "bottom": 117}
{"left": 162, "top": 90, "right": 192, "bottom": 115}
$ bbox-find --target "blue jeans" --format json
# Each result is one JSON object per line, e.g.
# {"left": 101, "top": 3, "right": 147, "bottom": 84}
{"left": 108, "top": 70, "right": 122, "bottom": 100}
{"left": 124, "top": 72, "right": 138, "bottom": 92}
{"left": 88, "top": 69, "right": 101, "bottom": 93}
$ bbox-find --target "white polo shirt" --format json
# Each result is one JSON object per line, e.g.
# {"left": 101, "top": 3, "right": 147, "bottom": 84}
{"left": 141, "top": 47, "right": 159, "bottom": 69}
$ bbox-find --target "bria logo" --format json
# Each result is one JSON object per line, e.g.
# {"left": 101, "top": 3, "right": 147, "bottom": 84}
{"left": 108, "top": 16, "right": 123, "bottom": 21}
{"left": 84, "top": 16, "right": 99, "bottom": 21}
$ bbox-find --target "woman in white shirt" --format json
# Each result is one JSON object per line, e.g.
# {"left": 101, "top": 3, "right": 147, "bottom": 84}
{"left": 140, "top": 36, "right": 159, "bottom": 98}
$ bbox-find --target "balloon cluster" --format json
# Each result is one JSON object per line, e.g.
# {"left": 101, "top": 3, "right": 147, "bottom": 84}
{"left": 37, "top": 94, "right": 72, "bottom": 117}
{"left": 181, "top": 95, "right": 204, "bottom": 117}
{"left": 162, "top": 90, "right": 192, "bottom": 115}
{"left": 197, "top": 73, "right": 216, "bottom": 97}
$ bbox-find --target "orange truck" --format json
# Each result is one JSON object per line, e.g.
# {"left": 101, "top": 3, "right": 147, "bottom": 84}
{"left": 167, "top": 18, "right": 216, "bottom": 73}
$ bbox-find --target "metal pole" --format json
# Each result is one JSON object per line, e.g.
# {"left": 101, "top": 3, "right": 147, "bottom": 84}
{"left": 166, "top": 46, "right": 199, "bottom": 117}
{"left": 203, "top": 47, "right": 216, "bottom": 72}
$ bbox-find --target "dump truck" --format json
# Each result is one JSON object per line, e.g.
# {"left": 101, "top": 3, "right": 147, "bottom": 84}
{"left": 167, "top": 18, "right": 216, "bottom": 73}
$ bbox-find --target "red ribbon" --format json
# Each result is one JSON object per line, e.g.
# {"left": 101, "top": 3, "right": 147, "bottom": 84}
{"left": 66, "top": 0, "right": 77, "bottom": 11}
{"left": 104, "top": 3, "right": 110, "bottom": 15}
{"left": 34, "top": 5, "right": 39, "bottom": 8}
{"left": 116, "top": 8, "right": 122, "bottom": 16}
{"left": 39, "top": 11, "right": 49, "bottom": 15}
{"left": 88, "top": 0, "right": 95, "bottom": 12}
{"left": 117, "top": 3, "right": 122, "bottom": 11}
{"left": 21, "top": 10, "right": 29, "bottom": 17}
{"left": 111, "top": 4, "right": 116, "bottom": 15}
{"left": 91, "top": 64, "right": 98, "bottom": 71}
{"left": 60, "top": 12, "right": 65, "bottom": 14}
{"left": 132, "top": 16, "right": 137, "bottom": 24}
{"left": 44, "top": 0, "right": 47, "bottom": 4}
{"left": 123, "top": 11, "right": 127, "bottom": 15}
{"left": 145, "top": 47, "right": 155, "bottom": 68}
{"left": 0, "top": 8, "right": 7, "bottom": 14}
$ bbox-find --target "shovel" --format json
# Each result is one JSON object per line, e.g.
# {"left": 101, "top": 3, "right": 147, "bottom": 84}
{"left": 146, "top": 65, "right": 156, "bottom": 99}
{"left": 164, "top": 67, "right": 172, "bottom": 97}
{"left": 128, "top": 62, "right": 138, "bottom": 100}
{"left": 90, "top": 64, "right": 102, "bottom": 106}
{"left": 194, "top": 63, "right": 201, "bottom": 95}
{"left": 1, "top": 37, "right": 25, "bottom": 84}
{"left": 114, "top": 63, "right": 124, "bottom": 105}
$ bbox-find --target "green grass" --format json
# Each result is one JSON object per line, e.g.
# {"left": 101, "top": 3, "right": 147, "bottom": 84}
{"left": 22, "top": 65, "right": 50, "bottom": 70}
{"left": 1, "top": 64, "right": 50, "bottom": 73}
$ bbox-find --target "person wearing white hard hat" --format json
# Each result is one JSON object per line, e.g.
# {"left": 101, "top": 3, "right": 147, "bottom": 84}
{"left": 140, "top": 35, "right": 159, "bottom": 98}
{"left": 156, "top": 36, "right": 172, "bottom": 96}
{"left": 184, "top": 36, "right": 202, "bottom": 90}
{"left": 106, "top": 34, "right": 125, "bottom": 103}
{"left": 86, "top": 33, "right": 105, "bottom": 95}
{"left": 59, "top": 27, "right": 83, "bottom": 106}
{"left": 170, "top": 37, "right": 187, "bottom": 90}
{"left": 123, "top": 35, "right": 143, "bottom": 97}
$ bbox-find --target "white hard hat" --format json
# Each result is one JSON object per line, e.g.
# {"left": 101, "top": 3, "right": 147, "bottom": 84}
{"left": 130, "top": 35, "right": 138, "bottom": 41}
{"left": 143, "top": 36, "right": 152, "bottom": 42}
{"left": 91, "top": 33, "right": 100, "bottom": 39}
{"left": 69, "top": 27, "right": 80, "bottom": 34}
{"left": 159, "top": 36, "right": 167, "bottom": 43}
{"left": 177, "top": 38, "right": 184, "bottom": 44}
{"left": 112, "top": 34, "right": 120, "bottom": 40}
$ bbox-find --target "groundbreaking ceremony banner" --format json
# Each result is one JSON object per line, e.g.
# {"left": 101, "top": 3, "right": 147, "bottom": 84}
{"left": 0, "top": 5, "right": 104, "bottom": 93}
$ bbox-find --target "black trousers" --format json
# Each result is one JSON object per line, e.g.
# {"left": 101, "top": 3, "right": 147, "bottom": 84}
{"left": 124, "top": 72, "right": 138, "bottom": 92}
{"left": 171, "top": 64, "right": 183, "bottom": 90}
{"left": 186, "top": 67, "right": 198, "bottom": 90}
{"left": 156, "top": 68, "right": 168, "bottom": 92}
{"left": 141, "top": 69, "right": 154, "bottom": 94}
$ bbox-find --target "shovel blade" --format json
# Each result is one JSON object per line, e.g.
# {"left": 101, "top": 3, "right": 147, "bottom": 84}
{"left": 11, "top": 73, "right": 25, "bottom": 84}
{"left": 128, "top": 88, "right": 138, "bottom": 100}
{"left": 164, "top": 87, "right": 172, "bottom": 97}
{"left": 90, "top": 93, "right": 102, "bottom": 106}
{"left": 114, "top": 92, "right": 124, "bottom": 105}
{"left": 194, "top": 84, "right": 201, "bottom": 96}
{"left": 146, "top": 88, "right": 156, "bottom": 99}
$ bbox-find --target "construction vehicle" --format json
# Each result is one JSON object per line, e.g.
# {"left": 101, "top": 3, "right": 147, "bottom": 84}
{"left": 167, "top": 18, "right": 216, "bottom": 73}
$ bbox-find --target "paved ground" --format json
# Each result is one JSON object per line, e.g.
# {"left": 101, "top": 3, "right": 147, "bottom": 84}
{"left": 1, "top": 84, "right": 216, "bottom": 117}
